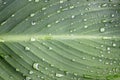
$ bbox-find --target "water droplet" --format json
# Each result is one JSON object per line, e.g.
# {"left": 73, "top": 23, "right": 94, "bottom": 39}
{"left": 82, "top": 57, "right": 86, "bottom": 60}
{"left": 70, "top": 6, "right": 74, "bottom": 9}
{"left": 33, "top": 63, "right": 40, "bottom": 70}
{"left": 29, "top": 70, "right": 34, "bottom": 74}
{"left": 101, "top": 45, "right": 104, "bottom": 47}
{"left": 45, "top": 0, "right": 49, "bottom": 2}
{"left": 99, "top": 59, "right": 102, "bottom": 62}
{"left": 71, "top": 59, "right": 75, "bottom": 61}
{"left": 107, "top": 47, "right": 110, "bottom": 50}
{"left": 55, "top": 20, "right": 59, "bottom": 23}
{"left": 84, "top": 25, "right": 88, "bottom": 28}
{"left": 57, "top": 10, "right": 61, "bottom": 13}
{"left": 60, "top": 0, "right": 63, "bottom": 3}
{"left": 56, "top": 73, "right": 64, "bottom": 77}
{"left": 101, "top": 3, "right": 107, "bottom": 7}
{"left": 71, "top": 15, "right": 75, "bottom": 18}
{"left": 47, "top": 24, "right": 51, "bottom": 27}
{"left": 102, "top": 19, "right": 107, "bottom": 23}
{"left": 11, "top": 14, "right": 15, "bottom": 17}
{"left": 42, "top": 7, "right": 46, "bottom": 10}
{"left": 48, "top": 47, "right": 52, "bottom": 50}
{"left": 92, "top": 57, "right": 95, "bottom": 59}
{"left": 25, "top": 47, "right": 30, "bottom": 51}
{"left": 25, "top": 76, "right": 31, "bottom": 80}
{"left": 30, "top": 13, "right": 35, "bottom": 17}
{"left": 45, "top": 67, "right": 48, "bottom": 70}
{"left": 111, "top": 14, "right": 115, "bottom": 17}
{"left": 31, "top": 21, "right": 36, "bottom": 25}
{"left": 35, "top": 0, "right": 39, "bottom": 2}
{"left": 16, "top": 68, "right": 20, "bottom": 71}
{"left": 100, "top": 28, "right": 105, "bottom": 32}
{"left": 112, "top": 43, "right": 116, "bottom": 47}
{"left": 28, "top": 0, "right": 32, "bottom": 1}
{"left": 30, "top": 37, "right": 36, "bottom": 41}
{"left": 83, "top": 19, "right": 87, "bottom": 21}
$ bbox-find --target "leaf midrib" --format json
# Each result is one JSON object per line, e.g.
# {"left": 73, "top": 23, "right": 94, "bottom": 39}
{"left": 0, "top": 35, "right": 119, "bottom": 42}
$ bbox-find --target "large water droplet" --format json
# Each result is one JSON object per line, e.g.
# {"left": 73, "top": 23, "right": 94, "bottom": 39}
{"left": 33, "top": 63, "right": 40, "bottom": 70}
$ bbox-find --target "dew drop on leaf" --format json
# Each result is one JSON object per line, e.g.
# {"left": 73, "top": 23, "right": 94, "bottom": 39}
{"left": 100, "top": 28, "right": 105, "bottom": 33}
{"left": 30, "top": 37, "right": 36, "bottom": 41}
{"left": 55, "top": 73, "right": 64, "bottom": 77}
{"left": 25, "top": 76, "right": 31, "bottom": 80}
{"left": 35, "top": 0, "right": 39, "bottom": 2}
{"left": 16, "top": 68, "right": 20, "bottom": 71}
{"left": 112, "top": 43, "right": 116, "bottom": 47}
{"left": 30, "top": 13, "right": 35, "bottom": 17}
{"left": 25, "top": 47, "right": 30, "bottom": 51}
{"left": 29, "top": 70, "right": 34, "bottom": 74}
{"left": 33, "top": 63, "right": 40, "bottom": 70}
{"left": 48, "top": 47, "right": 52, "bottom": 50}
{"left": 31, "top": 21, "right": 36, "bottom": 25}
{"left": 84, "top": 25, "right": 88, "bottom": 28}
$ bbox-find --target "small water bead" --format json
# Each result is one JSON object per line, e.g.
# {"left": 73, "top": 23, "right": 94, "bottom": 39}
{"left": 111, "top": 14, "right": 115, "bottom": 17}
{"left": 71, "top": 15, "right": 75, "bottom": 19}
{"left": 84, "top": 25, "right": 88, "bottom": 28}
{"left": 56, "top": 73, "right": 64, "bottom": 77}
{"left": 42, "top": 7, "right": 46, "bottom": 10}
{"left": 30, "top": 37, "right": 36, "bottom": 41}
{"left": 112, "top": 43, "right": 116, "bottom": 47}
{"left": 44, "top": 0, "right": 49, "bottom": 2}
{"left": 30, "top": 13, "right": 35, "bottom": 17}
{"left": 71, "top": 59, "right": 75, "bottom": 62}
{"left": 35, "top": 0, "right": 39, "bottom": 2}
{"left": 48, "top": 47, "right": 52, "bottom": 50}
{"left": 31, "top": 21, "right": 36, "bottom": 25}
{"left": 99, "top": 59, "right": 102, "bottom": 62}
{"left": 11, "top": 14, "right": 15, "bottom": 17}
{"left": 82, "top": 57, "right": 86, "bottom": 60}
{"left": 101, "top": 3, "right": 107, "bottom": 7}
{"left": 25, "top": 47, "right": 30, "bottom": 51}
{"left": 25, "top": 76, "right": 31, "bottom": 80}
{"left": 29, "top": 70, "right": 34, "bottom": 74}
{"left": 33, "top": 63, "right": 40, "bottom": 70}
{"left": 60, "top": 0, "right": 63, "bottom": 3}
{"left": 102, "top": 19, "right": 107, "bottom": 23}
{"left": 57, "top": 10, "right": 61, "bottom": 13}
{"left": 83, "top": 19, "right": 87, "bottom": 21}
{"left": 92, "top": 57, "right": 95, "bottom": 59}
{"left": 28, "top": 0, "right": 32, "bottom": 1}
{"left": 70, "top": 5, "right": 74, "bottom": 9}
{"left": 107, "top": 47, "right": 110, "bottom": 50}
{"left": 100, "top": 28, "right": 105, "bottom": 33}
{"left": 16, "top": 68, "right": 20, "bottom": 71}
{"left": 55, "top": 20, "right": 59, "bottom": 23}
{"left": 47, "top": 24, "right": 51, "bottom": 27}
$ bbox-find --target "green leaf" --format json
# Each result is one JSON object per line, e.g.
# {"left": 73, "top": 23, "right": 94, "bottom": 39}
{"left": 0, "top": 0, "right": 120, "bottom": 80}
